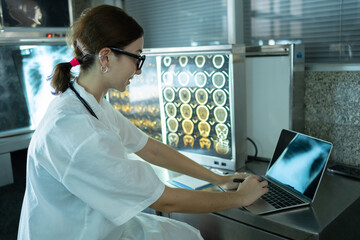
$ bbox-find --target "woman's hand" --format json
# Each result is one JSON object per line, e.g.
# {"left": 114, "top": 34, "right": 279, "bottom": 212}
{"left": 217, "top": 172, "right": 268, "bottom": 206}
{"left": 218, "top": 172, "right": 254, "bottom": 190}
{"left": 235, "top": 175, "right": 268, "bottom": 206}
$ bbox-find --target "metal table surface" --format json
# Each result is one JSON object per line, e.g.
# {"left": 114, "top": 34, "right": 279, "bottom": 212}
{"left": 152, "top": 160, "right": 360, "bottom": 239}
{"left": 218, "top": 160, "right": 360, "bottom": 239}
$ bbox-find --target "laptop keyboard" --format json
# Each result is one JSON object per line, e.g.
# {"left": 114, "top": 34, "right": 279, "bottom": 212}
{"left": 262, "top": 181, "right": 305, "bottom": 209}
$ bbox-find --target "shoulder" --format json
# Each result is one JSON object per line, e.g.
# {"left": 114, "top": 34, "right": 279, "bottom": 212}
{"left": 34, "top": 92, "right": 104, "bottom": 147}
{"left": 101, "top": 99, "right": 126, "bottom": 120}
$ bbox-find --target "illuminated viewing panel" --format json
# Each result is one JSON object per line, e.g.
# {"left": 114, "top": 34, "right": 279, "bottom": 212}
{"left": 17, "top": 45, "right": 74, "bottom": 126}
{"left": 159, "top": 54, "right": 233, "bottom": 160}
{"left": 108, "top": 45, "right": 247, "bottom": 171}
{"left": 0, "top": 0, "right": 70, "bottom": 28}
{"left": 0, "top": 45, "right": 30, "bottom": 133}
{"left": 108, "top": 56, "right": 162, "bottom": 141}
{"left": 0, "top": 43, "right": 74, "bottom": 137}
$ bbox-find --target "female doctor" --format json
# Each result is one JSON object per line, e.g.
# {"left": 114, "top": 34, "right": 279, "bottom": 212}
{"left": 18, "top": 4, "right": 268, "bottom": 240}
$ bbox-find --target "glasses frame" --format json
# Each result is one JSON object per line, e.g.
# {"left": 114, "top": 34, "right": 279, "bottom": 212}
{"left": 108, "top": 47, "right": 146, "bottom": 70}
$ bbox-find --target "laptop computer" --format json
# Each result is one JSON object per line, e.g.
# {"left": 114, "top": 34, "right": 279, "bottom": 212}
{"left": 245, "top": 129, "right": 333, "bottom": 215}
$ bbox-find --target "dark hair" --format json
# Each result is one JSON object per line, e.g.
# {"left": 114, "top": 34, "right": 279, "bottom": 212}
{"left": 50, "top": 5, "right": 144, "bottom": 94}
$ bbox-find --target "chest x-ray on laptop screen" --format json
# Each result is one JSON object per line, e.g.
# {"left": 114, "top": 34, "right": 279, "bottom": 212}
{"left": 245, "top": 129, "right": 332, "bottom": 215}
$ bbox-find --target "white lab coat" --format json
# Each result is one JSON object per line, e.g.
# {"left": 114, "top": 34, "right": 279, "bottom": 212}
{"left": 18, "top": 81, "right": 203, "bottom": 240}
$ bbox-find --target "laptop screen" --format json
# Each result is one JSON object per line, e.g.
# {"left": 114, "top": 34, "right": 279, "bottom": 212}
{"left": 266, "top": 130, "right": 332, "bottom": 201}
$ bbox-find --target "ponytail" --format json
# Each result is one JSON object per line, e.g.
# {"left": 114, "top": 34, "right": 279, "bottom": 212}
{"left": 50, "top": 57, "right": 84, "bottom": 94}
{"left": 49, "top": 62, "right": 74, "bottom": 95}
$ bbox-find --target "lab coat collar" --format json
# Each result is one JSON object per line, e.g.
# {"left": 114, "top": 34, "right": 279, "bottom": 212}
{"left": 71, "top": 80, "right": 106, "bottom": 120}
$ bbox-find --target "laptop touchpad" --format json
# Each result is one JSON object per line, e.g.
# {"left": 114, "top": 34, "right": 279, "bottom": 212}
{"left": 245, "top": 198, "right": 276, "bottom": 214}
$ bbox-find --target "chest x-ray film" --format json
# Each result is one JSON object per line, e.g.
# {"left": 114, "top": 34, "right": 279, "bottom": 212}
{"left": 0, "top": 43, "right": 75, "bottom": 137}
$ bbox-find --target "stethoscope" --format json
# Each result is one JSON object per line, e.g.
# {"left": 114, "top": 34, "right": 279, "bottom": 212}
{"left": 68, "top": 82, "right": 99, "bottom": 119}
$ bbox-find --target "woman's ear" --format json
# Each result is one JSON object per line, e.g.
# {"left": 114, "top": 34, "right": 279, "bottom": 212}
{"left": 98, "top": 47, "right": 112, "bottom": 66}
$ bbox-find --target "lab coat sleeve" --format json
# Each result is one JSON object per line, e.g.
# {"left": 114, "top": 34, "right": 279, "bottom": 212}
{"left": 62, "top": 131, "right": 165, "bottom": 226}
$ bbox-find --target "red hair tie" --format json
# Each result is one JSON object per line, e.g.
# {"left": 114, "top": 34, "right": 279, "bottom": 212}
{"left": 70, "top": 58, "right": 80, "bottom": 67}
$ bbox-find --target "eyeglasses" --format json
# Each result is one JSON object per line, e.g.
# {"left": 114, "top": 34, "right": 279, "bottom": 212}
{"left": 109, "top": 47, "right": 146, "bottom": 70}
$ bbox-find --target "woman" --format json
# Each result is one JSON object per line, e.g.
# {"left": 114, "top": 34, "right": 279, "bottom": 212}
{"left": 18, "top": 5, "right": 268, "bottom": 240}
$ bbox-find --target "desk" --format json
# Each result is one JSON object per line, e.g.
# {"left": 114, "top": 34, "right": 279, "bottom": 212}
{"left": 153, "top": 161, "right": 360, "bottom": 240}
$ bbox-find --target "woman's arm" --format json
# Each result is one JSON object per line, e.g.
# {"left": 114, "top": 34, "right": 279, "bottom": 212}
{"left": 150, "top": 176, "right": 268, "bottom": 213}
{"left": 137, "top": 138, "right": 268, "bottom": 213}
{"left": 136, "top": 138, "right": 231, "bottom": 185}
